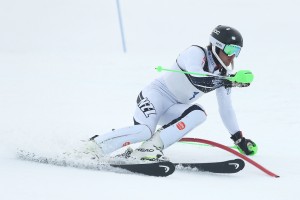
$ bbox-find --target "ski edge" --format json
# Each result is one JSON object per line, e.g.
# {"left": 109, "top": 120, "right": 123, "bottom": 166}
{"left": 111, "top": 161, "right": 175, "bottom": 177}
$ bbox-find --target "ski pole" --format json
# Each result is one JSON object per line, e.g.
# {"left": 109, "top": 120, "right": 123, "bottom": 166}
{"left": 155, "top": 66, "right": 223, "bottom": 78}
{"left": 155, "top": 66, "right": 254, "bottom": 84}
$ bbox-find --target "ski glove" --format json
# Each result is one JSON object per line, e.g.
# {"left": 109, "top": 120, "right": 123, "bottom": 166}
{"left": 224, "top": 74, "right": 250, "bottom": 88}
{"left": 230, "top": 131, "right": 257, "bottom": 155}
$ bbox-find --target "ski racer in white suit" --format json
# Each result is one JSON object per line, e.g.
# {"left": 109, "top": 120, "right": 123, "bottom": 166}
{"left": 89, "top": 25, "right": 256, "bottom": 161}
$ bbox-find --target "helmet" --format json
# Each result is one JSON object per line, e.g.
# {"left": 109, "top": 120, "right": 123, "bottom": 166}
{"left": 209, "top": 25, "right": 243, "bottom": 71}
{"left": 210, "top": 25, "right": 243, "bottom": 47}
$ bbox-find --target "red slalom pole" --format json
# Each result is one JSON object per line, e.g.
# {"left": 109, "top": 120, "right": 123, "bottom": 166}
{"left": 180, "top": 138, "right": 279, "bottom": 178}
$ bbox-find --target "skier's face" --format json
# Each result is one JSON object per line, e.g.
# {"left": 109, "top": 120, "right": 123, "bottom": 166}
{"left": 218, "top": 50, "right": 235, "bottom": 66}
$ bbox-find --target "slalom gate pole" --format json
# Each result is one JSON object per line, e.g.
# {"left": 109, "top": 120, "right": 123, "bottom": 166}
{"left": 180, "top": 138, "right": 279, "bottom": 178}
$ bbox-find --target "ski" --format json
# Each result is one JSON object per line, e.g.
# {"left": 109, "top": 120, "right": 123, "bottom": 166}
{"left": 175, "top": 159, "right": 245, "bottom": 173}
{"left": 110, "top": 162, "right": 175, "bottom": 177}
{"left": 17, "top": 149, "right": 175, "bottom": 177}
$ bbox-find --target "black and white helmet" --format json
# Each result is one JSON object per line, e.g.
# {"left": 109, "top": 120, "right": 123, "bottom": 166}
{"left": 209, "top": 25, "right": 243, "bottom": 71}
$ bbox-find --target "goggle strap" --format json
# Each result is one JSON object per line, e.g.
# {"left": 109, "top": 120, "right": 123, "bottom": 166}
{"left": 209, "top": 36, "right": 225, "bottom": 50}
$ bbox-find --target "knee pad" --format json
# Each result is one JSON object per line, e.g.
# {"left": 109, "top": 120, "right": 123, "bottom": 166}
{"left": 162, "top": 104, "right": 206, "bottom": 129}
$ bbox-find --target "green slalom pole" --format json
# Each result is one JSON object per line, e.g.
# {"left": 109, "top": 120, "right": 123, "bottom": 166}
{"left": 155, "top": 66, "right": 254, "bottom": 84}
{"left": 156, "top": 66, "right": 220, "bottom": 77}
{"left": 179, "top": 141, "right": 258, "bottom": 156}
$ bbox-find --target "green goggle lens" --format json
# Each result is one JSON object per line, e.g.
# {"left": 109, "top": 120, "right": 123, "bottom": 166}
{"left": 223, "top": 44, "right": 242, "bottom": 57}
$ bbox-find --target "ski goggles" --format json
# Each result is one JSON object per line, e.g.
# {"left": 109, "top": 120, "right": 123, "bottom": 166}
{"left": 223, "top": 44, "right": 242, "bottom": 57}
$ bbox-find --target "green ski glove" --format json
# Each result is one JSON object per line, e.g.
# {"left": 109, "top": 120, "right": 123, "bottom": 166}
{"left": 230, "top": 131, "right": 258, "bottom": 156}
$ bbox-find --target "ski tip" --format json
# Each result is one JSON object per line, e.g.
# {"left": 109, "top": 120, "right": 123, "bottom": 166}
{"left": 226, "top": 159, "right": 245, "bottom": 172}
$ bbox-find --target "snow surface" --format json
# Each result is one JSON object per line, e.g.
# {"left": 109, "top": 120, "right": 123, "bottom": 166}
{"left": 1, "top": 0, "right": 300, "bottom": 199}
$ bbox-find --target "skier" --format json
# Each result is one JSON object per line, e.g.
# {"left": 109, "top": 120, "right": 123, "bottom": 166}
{"left": 85, "top": 25, "right": 257, "bottom": 161}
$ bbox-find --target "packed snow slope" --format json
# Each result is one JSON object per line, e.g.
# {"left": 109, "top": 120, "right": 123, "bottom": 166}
{"left": 0, "top": 0, "right": 299, "bottom": 200}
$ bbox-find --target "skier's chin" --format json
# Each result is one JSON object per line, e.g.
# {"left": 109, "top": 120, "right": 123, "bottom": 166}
{"left": 224, "top": 62, "right": 231, "bottom": 67}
